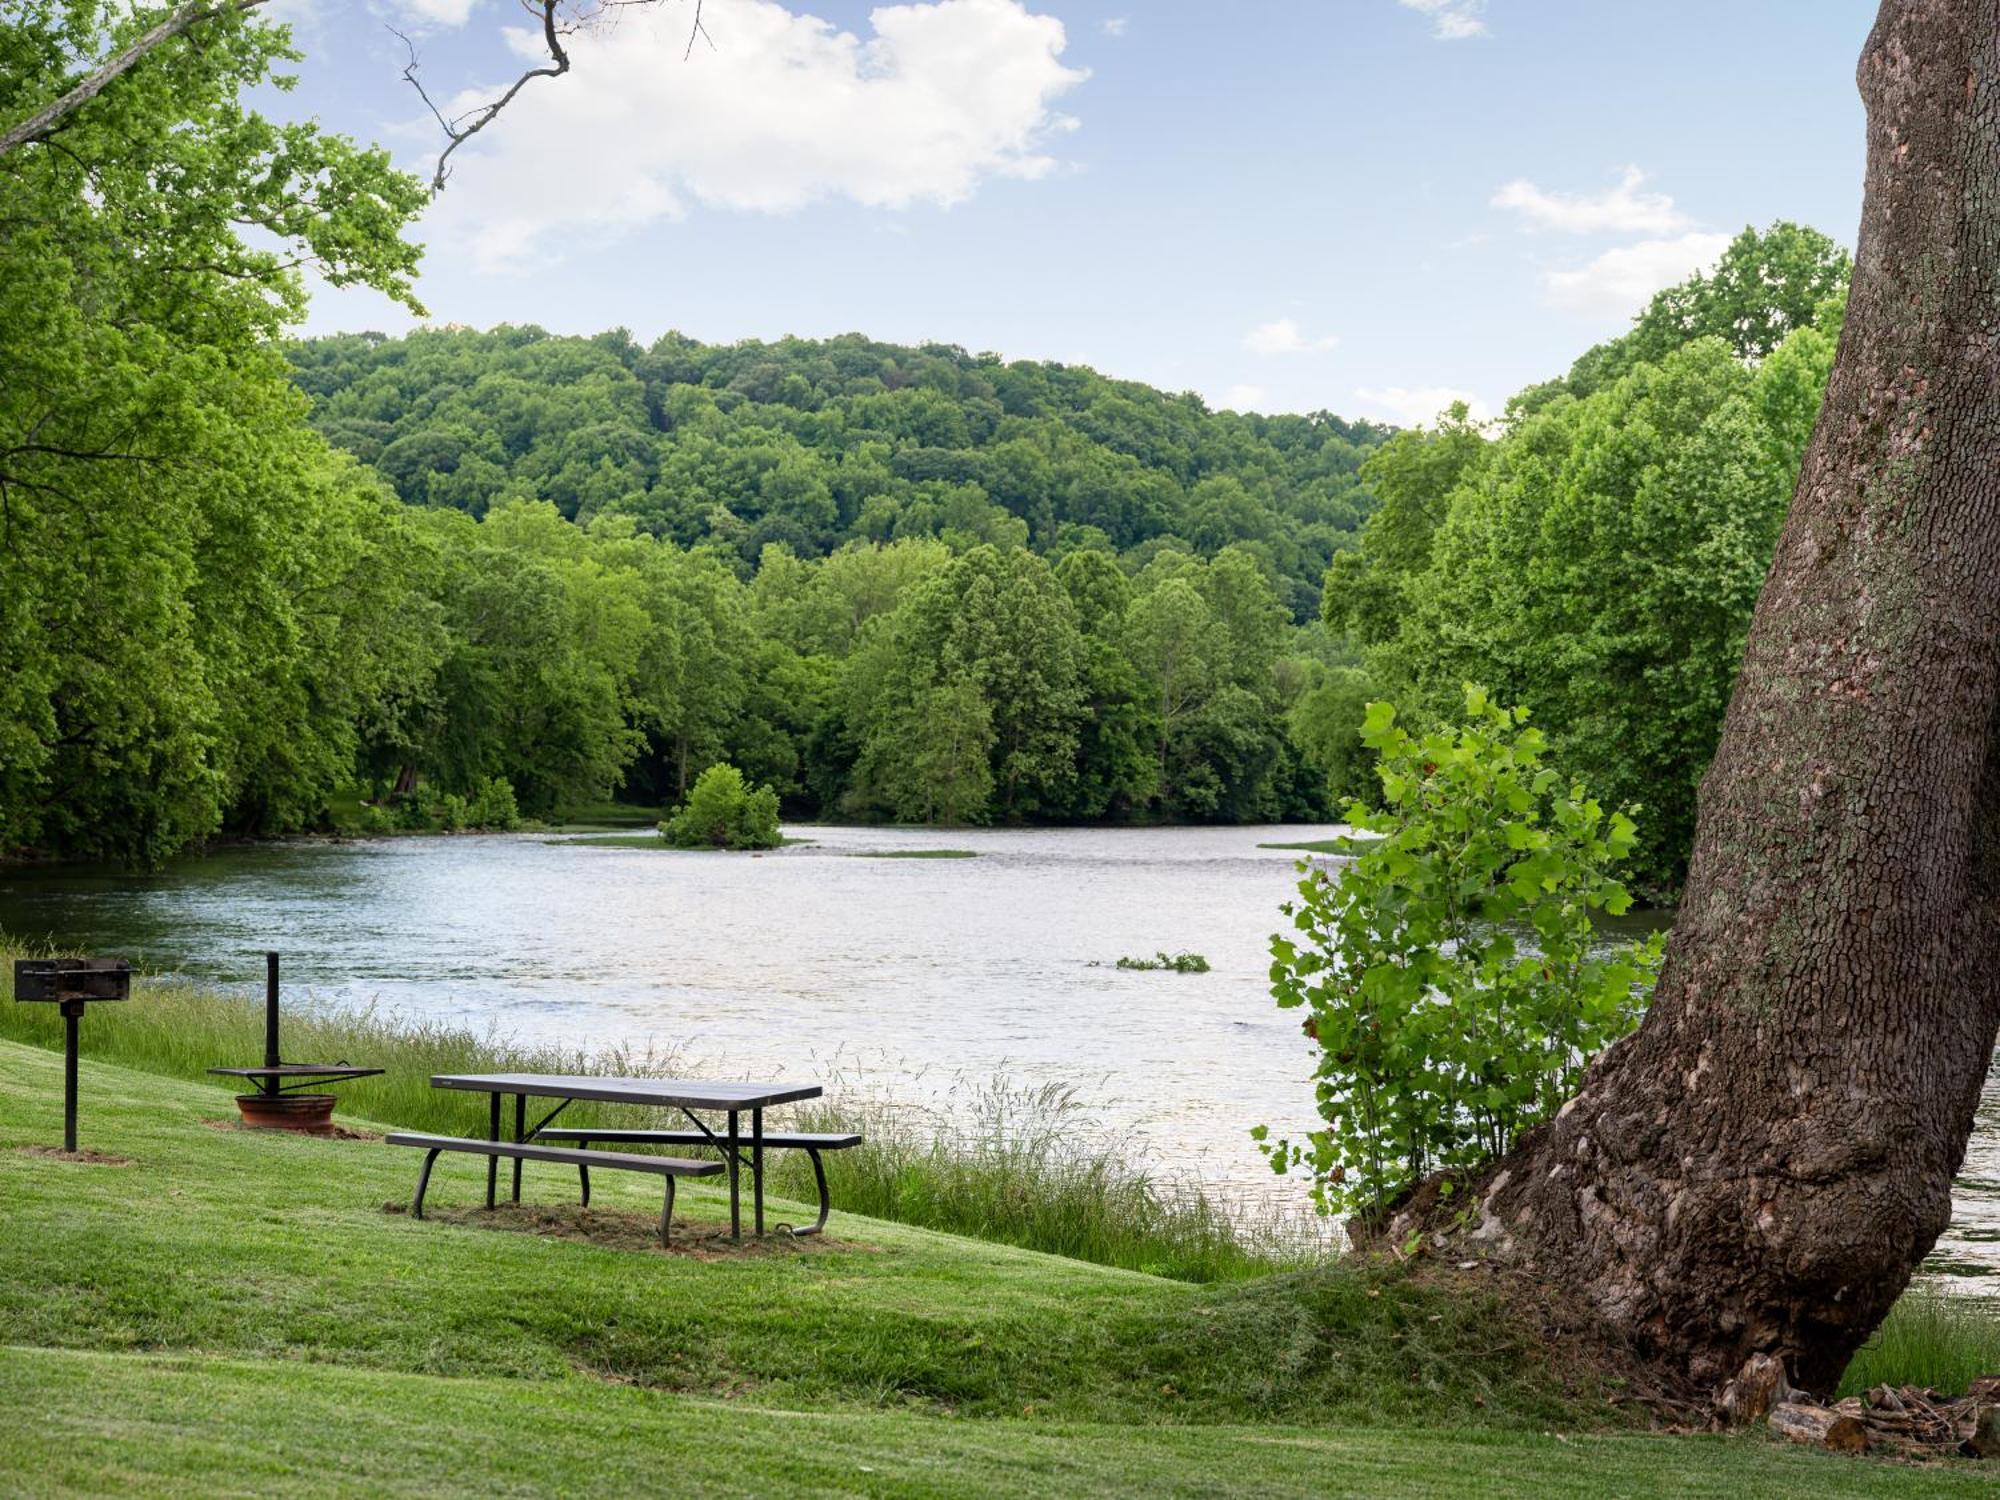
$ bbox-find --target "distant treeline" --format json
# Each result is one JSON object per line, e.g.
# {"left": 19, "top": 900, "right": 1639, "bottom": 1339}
{"left": 289, "top": 329, "right": 1389, "bottom": 623}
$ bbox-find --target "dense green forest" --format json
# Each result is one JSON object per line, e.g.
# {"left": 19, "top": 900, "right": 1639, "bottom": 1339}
{"left": 289, "top": 329, "right": 1387, "bottom": 621}
{"left": 285, "top": 327, "right": 1393, "bottom": 836}
{"left": 0, "top": 3, "right": 1850, "bottom": 886}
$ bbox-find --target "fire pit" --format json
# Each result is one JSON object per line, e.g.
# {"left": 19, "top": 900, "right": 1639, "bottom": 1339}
{"left": 15, "top": 956, "right": 131, "bottom": 1152}
{"left": 208, "top": 952, "right": 381, "bottom": 1135}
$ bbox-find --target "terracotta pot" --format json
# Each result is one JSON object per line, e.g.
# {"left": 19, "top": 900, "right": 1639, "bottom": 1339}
{"left": 234, "top": 1092, "right": 338, "bottom": 1135}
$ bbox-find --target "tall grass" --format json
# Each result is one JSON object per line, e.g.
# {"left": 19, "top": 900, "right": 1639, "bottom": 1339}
{"left": 0, "top": 944, "right": 1297, "bottom": 1282}
{"left": 1838, "top": 1287, "right": 2000, "bottom": 1395}
{"left": 777, "top": 1075, "right": 1309, "bottom": 1281}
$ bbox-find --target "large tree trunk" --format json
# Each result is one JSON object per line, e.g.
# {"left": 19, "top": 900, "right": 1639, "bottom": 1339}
{"left": 1465, "top": 0, "right": 2000, "bottom": 1396}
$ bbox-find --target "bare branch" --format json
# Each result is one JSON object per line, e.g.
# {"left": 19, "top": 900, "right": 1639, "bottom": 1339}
{"left": 405, "top": 0, "right": 573, "bottom": 194}
{"left": 400, "top": 0, "right": 705, "bottom": 194}
{"left": 0, "top": 1, "right": 269, "bottom": 161}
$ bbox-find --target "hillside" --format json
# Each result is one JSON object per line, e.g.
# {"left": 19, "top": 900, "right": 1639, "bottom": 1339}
{"left": 287, "top": 329, "right": 1387, "bottom": 623}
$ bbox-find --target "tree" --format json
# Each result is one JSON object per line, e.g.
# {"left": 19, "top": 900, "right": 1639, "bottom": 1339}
{"left": 420, "top": 503, "right": 646, "bottom": 816}
{"left": 1263, "top": 690, "right": 1661, "bottom": 1227}
{"left": 0, "top": 1, "right": 430, "bottom": 862}
{"left": 1439, "top": 0, "right": 2000, "bottom": 1398}
{"left": 1321, "top": 403, "right": 1489, "bottom": 645}
{"left": 1124, "top": 575, "right": 1224, "bottom": 810}
{"left": 1287, "top": 666, "right": 1374, "bottom": 806}
{"left": 859, "top": 546, "right": 1085, "bottom": 820}
{"left": 1566, "top": 223, "right": 1852, "bottom": 397}
{"left": 1388, "top": 332, "right": 1835, "bottom": 890}
{"left": 875, "top": 676, "right": 995, "bottom": 825}
{"left": 659, "top": 762, "right": 782, "bottom": 850}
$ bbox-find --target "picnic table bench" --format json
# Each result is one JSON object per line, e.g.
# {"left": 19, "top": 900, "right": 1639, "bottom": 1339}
{"left": 537, "top": 1128, "right": 862, "bottom": 1235}
{"left": 386, "top": 1073, "right": 859, "bottom": 1245}
{"left": 385, "top": 1132, "right": 720, "bottom": 1245}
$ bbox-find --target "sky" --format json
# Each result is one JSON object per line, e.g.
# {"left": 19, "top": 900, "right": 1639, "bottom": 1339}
{"left": 276, "top": 0, "right": 1878, "bottom": 427}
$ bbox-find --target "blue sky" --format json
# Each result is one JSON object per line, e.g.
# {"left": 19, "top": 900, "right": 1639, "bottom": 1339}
{"left": 281, "top": 0, "right": 1876, "bottom": 426}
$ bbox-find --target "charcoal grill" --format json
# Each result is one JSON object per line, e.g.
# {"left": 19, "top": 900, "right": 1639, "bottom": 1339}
{"left": 208, "top": 952, "right": 381, "bottom": 1134}
{"left": 15, "top": 957, "right": 131, "bottom": 1152}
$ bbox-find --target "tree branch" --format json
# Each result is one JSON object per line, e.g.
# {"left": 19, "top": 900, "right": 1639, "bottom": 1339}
{"left": 0, "top": 1, "right": 269, "bottom": 161}
{"left": 401, "top": 0, "right": 703, "bottom": 194}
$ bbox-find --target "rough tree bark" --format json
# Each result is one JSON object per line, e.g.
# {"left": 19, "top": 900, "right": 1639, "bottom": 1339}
{"left": 1454, "top": 0, "right": 2000, "bottom": 1396}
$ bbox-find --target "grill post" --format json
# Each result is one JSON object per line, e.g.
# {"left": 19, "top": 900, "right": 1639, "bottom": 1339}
{"left": 62, "top": 1001, "right": 80, "bottom": 1152}
{"left": 262, "top": 951, "right": 281, "bottom": 1096}
{"left": 14, "top": 958, "right": 132, "bottom": 1154}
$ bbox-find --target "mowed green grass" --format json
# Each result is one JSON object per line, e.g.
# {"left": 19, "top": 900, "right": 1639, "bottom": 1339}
{"left": 2, "top": 1346, "right": 1977, "bottom": 1500}
{"left": 0, "top": 1040, "right": 1989, "bottom": 1496}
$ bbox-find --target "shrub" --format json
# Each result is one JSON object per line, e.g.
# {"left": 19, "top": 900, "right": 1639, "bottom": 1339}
{"left": 659, "top": 764, "right": 783, "bottom": 850}
{"left": 350, "top": 802, "right": 397, "bottom": 835}
{"left": 466, "top": 775, "right": 520, "bottom": 830}
{"left": 1255, "top": 686, "right": 1663, "bottom": 1226}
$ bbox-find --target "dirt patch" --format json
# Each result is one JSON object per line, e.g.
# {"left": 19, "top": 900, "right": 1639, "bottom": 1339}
{"left": 14, "top": 1145, "right": 131, "bottom": 1166}
{"left": 381, "top": 1198, "right": 855, "bottom": 1259}
{"left": 201, "top": 1116, "right": 382, "bottom": 1142}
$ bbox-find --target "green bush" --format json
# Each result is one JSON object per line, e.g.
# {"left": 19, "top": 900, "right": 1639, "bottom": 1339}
{"left": 349, "top": 802, "right": 397, "bottom": 835}
{"left": 659, "top": 764, "right": 783, "bottom": 850}
{"left": 466, "top": 775, "right": 521, "bottom": 830}
{"left": 1256, "top": 686, "right": 1663, "bottom": 1226}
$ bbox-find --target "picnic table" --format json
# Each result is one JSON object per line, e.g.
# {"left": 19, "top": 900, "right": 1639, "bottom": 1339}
{"left": 425, "top": 1072, "right": 823, "bottom": 1239}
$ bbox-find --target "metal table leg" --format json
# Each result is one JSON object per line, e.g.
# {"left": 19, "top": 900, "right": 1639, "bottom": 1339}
{"left": 753, "top": 1108, "right": 764, "bottom": 1236}
{"left": 512, "top": 1093, "right": 525, "bottom": 1203}
{"left": 728, "top": 1110, "right": 741, "bottom": 1240}
{"left": 486, "top": 1091, "right": 500, "bottom": 1209}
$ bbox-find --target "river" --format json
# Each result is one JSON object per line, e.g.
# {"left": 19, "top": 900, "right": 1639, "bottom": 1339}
{"left": 3, "top": 824, "right": 1994, "bottom": 1285}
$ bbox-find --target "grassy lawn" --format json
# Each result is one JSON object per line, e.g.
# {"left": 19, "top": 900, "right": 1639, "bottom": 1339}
{"left": 3, "top": 1346, "right": 1977, "bottom": 1500}
{"left": 0, "top": 1040, "right": 1989, "bottom": 1494}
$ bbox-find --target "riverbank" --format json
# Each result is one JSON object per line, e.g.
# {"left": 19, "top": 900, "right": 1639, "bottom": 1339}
{"left": 1, "top": 1039, "right": 1991, "bottom": 1497}
{"left": 0, "top": 952, "right": 1282, "bottom": 1283}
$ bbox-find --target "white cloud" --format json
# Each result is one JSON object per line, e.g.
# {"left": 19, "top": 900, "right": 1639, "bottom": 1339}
{"left": 1221, "top": 384, "right": 1268, "bottom": 412}
{"left": 1101, "top": 16, "right": 1129, "bottom": 36}
{"left": 263, "top": 0, "right": 324, "bottom": 34}
{"left": 1492, "top": 166, "right": 1690, "bottom": 236}
{"left": 425, "top": 0, "right": 1088, "bottom": 272}
{"left": 393, "top": 0, "right": 480, "bottom": 27}
{"left": 1398, "top": 0, "right": 1488, "bottom": 40}
{"left": 1242, "top": 317, "right": 1339, "bottom": 356}
{"left": 1353, "top": 386, "right": 1491, "bottom": 426}
{"left": 1541, "top": 232, "right": 1731, "bottom": 316}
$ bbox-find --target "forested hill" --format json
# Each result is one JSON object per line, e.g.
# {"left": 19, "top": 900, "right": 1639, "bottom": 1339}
{"left": 286, "top": 329, "right": 1388, "bottom": 622}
